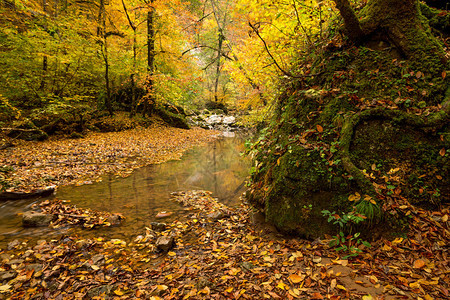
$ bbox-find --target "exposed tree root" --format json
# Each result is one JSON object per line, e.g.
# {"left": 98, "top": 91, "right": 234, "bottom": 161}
{"left": 339, "top": 98, "right": 449, "bottom": 197}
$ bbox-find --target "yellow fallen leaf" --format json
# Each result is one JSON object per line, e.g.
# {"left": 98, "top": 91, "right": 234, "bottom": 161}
{"left": 288, "top": 289, "right": 300, "bottom": 298}
{"left": 330, "top": 278, "right": 337, "bottom": 290}
{"left": 91, "top": 265, "right": 100, "bottom": 271}
{"left": 336, "top": 285, "right": 346, "bottom": 290}
{"left": 332, "top": 259, "right": 348, "bottom": 266}
{"left": 392, "top": 237, "right": 403, "bottom": 245}
{"left": 0, "top": 284, "right": 11, "bottom": 293}
{"left": 167, "top": 251, "right": 176, "bottom": 257}
{"left": 442, "top": 215, "right": 448, "bottom": 222}
{"left": 225, "top": 287, "right": 233, "bottom": 293}
{"left": 277, "top": 280, "right": 287, "bottom": 290}
{"left": 348, "top": 192, "right": 361, "bottom": 202}
{"left": 114, "top": 289, "right": 124, "bottom": 296}
{"left": 362, "top": 295, "right": 374, "bottom": 300}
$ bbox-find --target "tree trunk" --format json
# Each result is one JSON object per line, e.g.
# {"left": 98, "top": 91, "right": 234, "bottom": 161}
{"left": 145, "top": 0, "right": 156, "bottom": 117}
{"left": 121, "top": 0, "right": 137, "bottom": 117}
{"left": 99, "top": 0, "right": 113, "bottom": 116}
{"left": 332, "top": 0, "right": 365, "bottom": 43}
{"left": 214, "top": 29, "right": 223, "bottom": 103}
{"left": 335, "top": 0, "right": 447, "bottom": 66}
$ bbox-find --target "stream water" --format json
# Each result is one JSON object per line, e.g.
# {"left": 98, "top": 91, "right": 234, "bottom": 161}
{"left": 0, "top": 134, "right": 250, "bottom": 247}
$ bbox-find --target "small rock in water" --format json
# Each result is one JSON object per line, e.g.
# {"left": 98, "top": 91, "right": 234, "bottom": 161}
{"left": 150, "top": 222, "right": 167, "bottom": 231}
{"left": 206, "top": 210, "right": 226, "bottom": 220}
{"left": 106, "top": 214, "right": 123, "bottom": 226}
{"left": 22, "top": 211, "right": 53, "bottom": 227}
{"left": 7, "top": 239, "right": 20, "bottom": 250}
{"left": 155, "top": 236, "right": 175, "bottom": 252}
{"left": 155, "top": 211, "right": 173, "bottom": 218}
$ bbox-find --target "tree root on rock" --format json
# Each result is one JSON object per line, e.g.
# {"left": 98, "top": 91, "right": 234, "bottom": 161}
{"left": 339, "top": 98, "right": 449, "bottom": 197}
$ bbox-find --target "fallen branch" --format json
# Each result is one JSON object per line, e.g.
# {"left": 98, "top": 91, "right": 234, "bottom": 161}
{"left": 0, "top": 186, "right": 56, "bottom": 201}
{"left": 1, "top": 127, "right": 41, "bottom": 132}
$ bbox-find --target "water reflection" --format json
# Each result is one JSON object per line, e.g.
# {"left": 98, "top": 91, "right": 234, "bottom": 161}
{"left": 0, "top": 136, "right": 250, "bottom": 244}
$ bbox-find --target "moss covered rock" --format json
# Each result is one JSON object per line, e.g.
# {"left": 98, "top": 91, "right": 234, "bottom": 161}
{"left": 247, "top": 2, "right": 449, "bottom": 238}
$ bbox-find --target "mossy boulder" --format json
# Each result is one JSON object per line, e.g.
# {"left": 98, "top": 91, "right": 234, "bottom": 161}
{"left": 247, "top": 2, "right": 449, "bottom": 238}
{"left": 154, "top": 105, "right": 189, "bottom": 129}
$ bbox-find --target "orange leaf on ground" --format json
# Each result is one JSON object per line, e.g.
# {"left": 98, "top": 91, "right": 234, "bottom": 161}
{"left": 316, "top": 125, "right": 323, "bottom": 133}
{"left": 414, "top": 259, "right": 426, "bottom": 269}
{"left": 288, "top": 274, "right": 304, "bottom": 283}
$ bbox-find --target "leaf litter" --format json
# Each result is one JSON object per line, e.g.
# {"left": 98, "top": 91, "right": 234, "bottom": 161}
{"left": 0, "top": 125, "right": 219, "bottom": 193}
{"left": 0, "top": 126, "right": 448, "bottom": 299}
{"left": 0, "top": 189, "right": 448, "bottom": 299}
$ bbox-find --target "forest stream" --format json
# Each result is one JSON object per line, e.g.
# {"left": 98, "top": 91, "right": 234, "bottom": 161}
{"left": 0, "top": 134, "right": 250, "bottom": 248}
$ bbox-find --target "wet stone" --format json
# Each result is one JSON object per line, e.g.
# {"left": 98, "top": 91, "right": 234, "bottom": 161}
{"left": 7, "top": 239, "right": 20, "bottom": 250}
{"left": 150, "top": 222, "right": 167, "bottom": 232}
{"left": 22, "top": 211, "right": 53, "bottom": 227}
{"left": 206, "top": 210, "right": 226, "bottom": 220}
{"left": 106, "top": 214, "right": 122, "bottom": 226}
{"left": 155, "top": 236, "right": 175, "bottom": 252}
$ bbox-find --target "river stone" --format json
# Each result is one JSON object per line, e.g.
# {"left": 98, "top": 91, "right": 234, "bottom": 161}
{"left": 22, "top": 211, "right": 53, "bottom": 227}
{"left": 155, "top": 236, "right": 174, "bottom": 252}
{"left": 206, "top": 210, "right": 226, "bottom": 220}
{"left": 150, "top": 222, "right": 167, "bottom": 232}
{"left": 106, "top": 214, "right": 122, "bottom": 226}
{"left": 222, "top": 116, "right": 236, "bottom": 125}
{"left": 7, "top": 239, "right": 20, "bottom": 250}
{"left": 206, "top": 114, "right": 223, "bottom": 125}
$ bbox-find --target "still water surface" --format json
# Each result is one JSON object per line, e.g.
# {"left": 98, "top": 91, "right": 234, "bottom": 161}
{"left": 0, "top": 135, "right": 250, "bottom": 246}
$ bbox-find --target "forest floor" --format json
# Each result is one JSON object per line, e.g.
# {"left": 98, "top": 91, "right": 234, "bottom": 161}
{"left": 0, "top": 126, "right": 449, "bottom": 299}
{"left": 0, "top": 190, "right": 448, "bottom": 300}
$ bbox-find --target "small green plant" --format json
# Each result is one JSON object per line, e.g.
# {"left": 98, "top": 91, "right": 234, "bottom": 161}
{"left": 321, "top": 210, "right": 371, "bottom": 259}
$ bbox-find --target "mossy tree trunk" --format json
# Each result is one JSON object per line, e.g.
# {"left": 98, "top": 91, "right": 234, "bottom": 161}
{"left": 333, "top": 0, "right": 447, "bottom": 65}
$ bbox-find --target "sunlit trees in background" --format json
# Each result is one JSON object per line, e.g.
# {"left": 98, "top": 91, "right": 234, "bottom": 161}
{"left": 1, "top": 0, "right": 336, "bottom": 123}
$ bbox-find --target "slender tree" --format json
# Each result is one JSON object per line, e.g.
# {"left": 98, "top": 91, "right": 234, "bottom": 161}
{"left": 98, "top": 0, "right": 114, "bottom": 116}
{"left": 121, "top": 0, "right": 138, "bottom": 117}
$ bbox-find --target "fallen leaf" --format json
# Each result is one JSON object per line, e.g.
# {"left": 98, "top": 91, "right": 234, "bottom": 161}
{"left": 316, "top": 125, "right": 323, "bottom": 133}
{"left": 0, "top": 284, "right": 11, "bottom": 293}
{"left": 414, "top": 259, "right": 426, "bottom": 269}
{"left": 289, "top": 274, "right": 304, "bottom": 283}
